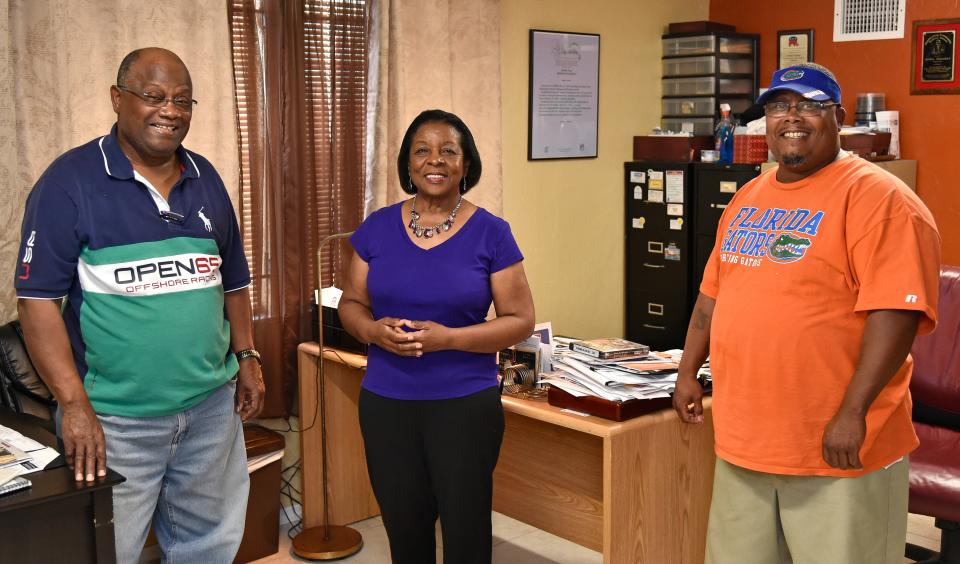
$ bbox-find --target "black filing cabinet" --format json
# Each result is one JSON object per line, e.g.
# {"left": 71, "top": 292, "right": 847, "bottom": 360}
{"left": 625, "top": 161, "right": 761, "bottom": 350}
{"left": 624, "top": 161, "right": 695, "bottom": 350}
{"left": 691, "top": 163, "right": 761, "bottom": 293}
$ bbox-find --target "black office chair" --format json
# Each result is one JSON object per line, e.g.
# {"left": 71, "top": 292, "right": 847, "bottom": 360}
{"left": 0, "top": 319, "right": 57, "bottom": 425}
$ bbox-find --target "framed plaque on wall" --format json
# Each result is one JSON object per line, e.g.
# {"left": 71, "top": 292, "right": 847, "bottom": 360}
{"left": 911, "top": 19, "right": 960, "bottom": 95}
{"left": 777, "top": 29, "right": 814, "bottom": 69}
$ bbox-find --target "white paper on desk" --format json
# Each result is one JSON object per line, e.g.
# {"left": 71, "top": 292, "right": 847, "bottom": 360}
{"left": 554, "top": 361, "right": 634, "bottom": 401}
{"left": 539, "top": 377, "right": 590, "bottom": 397}
{"left": 18, "top": 446, "right": 59, "bottom": 474}
{"left": 0, "top": 424, "right": 44, "bottom": 452}
{"left": 0, "top": 464, "right": 24, "bottom": 486}
{"left": 602, "top": 370, "right": 678, "bottom": 385}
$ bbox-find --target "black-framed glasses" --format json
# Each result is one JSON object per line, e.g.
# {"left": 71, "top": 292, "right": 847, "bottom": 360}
{"left": 116, "top": 85, "right": 198, "bottom": 112}
{"left": 764, "top": 100, "right": 839, "bottom": 117}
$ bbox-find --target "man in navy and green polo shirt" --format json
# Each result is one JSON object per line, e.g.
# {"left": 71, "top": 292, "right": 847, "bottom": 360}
{"left": 15, "top": 48, "right": 264, "bottom": 564}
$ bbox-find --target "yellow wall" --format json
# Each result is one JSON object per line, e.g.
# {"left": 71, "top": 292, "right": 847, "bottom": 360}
{"left": 501, "top": 0, "right": 709, "bottom": 339}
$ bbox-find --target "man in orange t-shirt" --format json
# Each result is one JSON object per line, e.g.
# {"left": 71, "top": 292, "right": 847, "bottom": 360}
{"left": 673, "top": 63, "right": 940, "bottom": 564}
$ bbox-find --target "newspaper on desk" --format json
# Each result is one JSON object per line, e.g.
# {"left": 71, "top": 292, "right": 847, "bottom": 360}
{"left": 0, "top": 424, "right": 61, "bottom": 484}
{"left": 540, "top": 345, "right": 711, "bottom": 403}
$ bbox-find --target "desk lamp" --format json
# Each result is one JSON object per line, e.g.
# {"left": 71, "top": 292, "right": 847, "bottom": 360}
{"left": 292, "top": 231, "right": 363, "bottom": 560}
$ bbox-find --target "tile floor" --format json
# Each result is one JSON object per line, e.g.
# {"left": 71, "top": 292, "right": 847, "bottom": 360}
{"left": 250, "top": 512, "right": 942, "bottom": 564}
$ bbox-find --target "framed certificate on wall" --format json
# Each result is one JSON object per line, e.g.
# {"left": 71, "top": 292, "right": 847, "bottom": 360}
{"left": 777, "top": 29, "right": 813, "bottom": 69}
{"left": 528, "top": 29, "right": 600, "bottom": 160}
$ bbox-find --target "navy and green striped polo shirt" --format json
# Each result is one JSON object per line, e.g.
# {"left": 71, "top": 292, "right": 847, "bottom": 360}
{"left": 15, "top": 125, "right": 250, "bottom": 417}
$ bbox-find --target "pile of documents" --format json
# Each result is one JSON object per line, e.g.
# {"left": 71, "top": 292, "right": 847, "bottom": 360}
{"left": 0, "top": 424, "right": 59, "bottom": 486}
{"left": 539, "top": 339, "right": 710, "bottom": 403}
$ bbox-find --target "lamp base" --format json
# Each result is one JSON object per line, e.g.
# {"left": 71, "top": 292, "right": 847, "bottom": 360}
{"left": 292, "top": 525, "right": 363, "bottom": 560}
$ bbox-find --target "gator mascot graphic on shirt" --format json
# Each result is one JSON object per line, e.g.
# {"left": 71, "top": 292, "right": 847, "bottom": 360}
{"left": 767, "top": 233, "right": 812, "bottom": 263}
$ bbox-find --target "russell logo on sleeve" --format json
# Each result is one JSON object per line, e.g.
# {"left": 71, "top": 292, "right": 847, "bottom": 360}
{"left": 18, "top": 230, "right": 36, "bottom": 280}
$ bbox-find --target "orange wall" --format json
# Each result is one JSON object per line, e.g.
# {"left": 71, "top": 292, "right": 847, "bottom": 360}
{"left": 709, "top": 0, "right": 960, "bottom": 265}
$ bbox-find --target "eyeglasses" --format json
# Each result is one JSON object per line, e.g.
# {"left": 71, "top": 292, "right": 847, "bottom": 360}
{"left": 764, "top": 100, "right": 839, "bottom": 117}
{"left": 159, "top": 210, "right": 185, "bottom": 224}
{"left": 116, "top": 85, "right": 198, "bottom": 112}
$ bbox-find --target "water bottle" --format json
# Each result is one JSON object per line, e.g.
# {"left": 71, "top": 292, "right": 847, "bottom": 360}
{"left": 715, "top": 104, "right": 735, "bottom": 164}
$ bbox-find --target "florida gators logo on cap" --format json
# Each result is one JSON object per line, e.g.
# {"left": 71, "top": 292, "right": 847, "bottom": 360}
{"left": 781, "top": 70, "right": 805, "bottom": 81}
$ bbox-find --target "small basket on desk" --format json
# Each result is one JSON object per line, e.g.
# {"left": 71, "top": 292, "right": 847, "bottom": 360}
{"left": 733, "top": 135, "right": 768, "bottom": 164}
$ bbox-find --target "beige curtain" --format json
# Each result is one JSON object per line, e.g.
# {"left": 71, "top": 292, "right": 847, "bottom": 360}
{"left": 367, "top": 0, "right": 502, "bottom": 216}
{"left": 0, "top": 0, "right": 239, "bottom": 323}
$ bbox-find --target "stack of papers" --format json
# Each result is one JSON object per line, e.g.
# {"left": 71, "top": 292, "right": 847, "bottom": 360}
{"left": 539, "top": 345, "right": 710, "bottom": 403}
{"left": 0, "top": 424, "right": 60, "bottom": 484}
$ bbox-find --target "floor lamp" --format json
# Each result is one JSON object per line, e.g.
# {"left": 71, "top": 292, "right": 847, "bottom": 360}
{"left": 292, "top": 231, "right": 363, "bottom": 560}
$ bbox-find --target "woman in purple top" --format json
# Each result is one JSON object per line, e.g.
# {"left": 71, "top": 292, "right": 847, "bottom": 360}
{"left": 340, "top": 109, "right": 535, "bottom": 564}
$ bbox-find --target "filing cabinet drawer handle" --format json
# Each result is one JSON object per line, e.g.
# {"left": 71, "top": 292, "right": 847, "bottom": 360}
{"left": 710, "top": 203, "right": 728, "bottom": 209}
{"left": 642, "top": 323, "right": 667, "bottom": 331}
{"left": 642, "top": 263, "right": 665, "bottom": 269}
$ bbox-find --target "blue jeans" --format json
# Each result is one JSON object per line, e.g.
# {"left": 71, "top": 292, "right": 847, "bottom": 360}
{"left": 95, "top": 379, "right": 248, "bottom": 564}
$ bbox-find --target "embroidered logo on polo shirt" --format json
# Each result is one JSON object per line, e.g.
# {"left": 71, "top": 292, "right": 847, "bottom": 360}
{"left": 18, "top": 230, "right": 36, "bottom": 280}
{"left": 198, "top": 207, "right": 213, "bottom": 232}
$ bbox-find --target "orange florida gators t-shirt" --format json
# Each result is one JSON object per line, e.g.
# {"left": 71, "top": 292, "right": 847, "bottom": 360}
{"left": 700, "top": 153, "right": 941, "bottom": 477}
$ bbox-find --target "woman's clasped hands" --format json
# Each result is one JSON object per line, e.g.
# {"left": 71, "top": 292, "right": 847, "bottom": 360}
{"left": 371, "top": 317, "right": 452, "bottom": 356}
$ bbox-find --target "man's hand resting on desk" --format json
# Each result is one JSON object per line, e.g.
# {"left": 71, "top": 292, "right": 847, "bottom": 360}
{"left": 672, "top": 372, "right": 704, "bottom": 424}
{"left": 60, "top": 399, "right": 107, "bottom": 482}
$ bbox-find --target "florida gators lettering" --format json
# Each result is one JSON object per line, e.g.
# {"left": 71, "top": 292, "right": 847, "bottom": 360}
{"left": 720, "top": 206, "right": 826, "bottom": 267}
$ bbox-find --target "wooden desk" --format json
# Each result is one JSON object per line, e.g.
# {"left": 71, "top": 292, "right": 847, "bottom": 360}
{"left": 298, "top": 343, "right": 716, "bottom": 564}
{"left": 0, "top": 409, "right": 125, "bottom": 563}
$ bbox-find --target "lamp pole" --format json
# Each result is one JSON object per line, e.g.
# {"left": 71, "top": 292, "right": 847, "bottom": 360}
{"left": 292, "top": 231, "right": 363, "bottom": 560}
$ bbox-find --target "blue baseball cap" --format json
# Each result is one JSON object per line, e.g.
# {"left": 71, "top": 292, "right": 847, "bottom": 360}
{"left": 756, "top": 65, "right": 842, "bottom": 106}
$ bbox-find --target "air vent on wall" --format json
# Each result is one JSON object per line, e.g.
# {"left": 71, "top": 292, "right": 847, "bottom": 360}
{"left": 834, "top": 0, "right": 906, "bottom": 41}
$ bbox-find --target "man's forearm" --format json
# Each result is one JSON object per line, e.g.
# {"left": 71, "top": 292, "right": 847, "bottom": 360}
{"left": 224, "top": 287, "right": 255, "bottom": 351}
{"left": 839, "top": 309, "right": 921, "bottom": 416}
{"left": 17, "top": 298, "right": 89, "bottom": 407}
{"left": 678, "top": 293, "right": 716, "bottom": 377}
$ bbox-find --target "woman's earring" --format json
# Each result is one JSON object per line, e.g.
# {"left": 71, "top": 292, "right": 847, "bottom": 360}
{"left": 460, "top": 176, "right": 467, "bottom": 194}
{"left": 409, "top": 176, "right": 415, "bottom": 193}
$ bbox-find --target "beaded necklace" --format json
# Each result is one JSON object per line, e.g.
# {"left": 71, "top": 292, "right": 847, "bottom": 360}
{"left": 408, "top": 193, "right": 463, "bottom": 239}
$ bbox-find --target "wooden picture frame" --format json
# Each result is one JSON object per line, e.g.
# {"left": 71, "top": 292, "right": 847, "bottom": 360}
{"left": 528, "top": 29, "right": 600, "bottom": 160}
{"left": 777, "top": 29, "right": 814, "bottom": 69}
{"left": 911, "top": 19, "right": 960, "bottom": 95}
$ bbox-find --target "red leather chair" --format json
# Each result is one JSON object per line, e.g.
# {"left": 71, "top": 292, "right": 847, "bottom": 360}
{"left": 907, "top": 265, "right": 960, "bottom": 564}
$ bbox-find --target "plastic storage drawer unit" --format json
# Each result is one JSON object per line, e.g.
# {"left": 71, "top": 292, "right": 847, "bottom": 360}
{"left": 718, "top": 58, "right": 754, "bottom": 74}
{"left": 719, "top": 36, "right": 754, "bottom": 53}
{"left": 662, "top": 56, "right": 715, "bottom": 77}
{"left": 718, "top": 78, "right": 753, "bottom": 94}
{"left": 662, "top": 97, "right": 716, "bottom": 116}
{"left": 662, "top": 34, "right": 716, "bottom": 56}
{"left": 663, "top": 76, "right": 715, "bottom": 96}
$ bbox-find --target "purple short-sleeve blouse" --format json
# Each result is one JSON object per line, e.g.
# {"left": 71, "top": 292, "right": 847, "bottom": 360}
{"left": 350, "top": 202, "right": 523, "bottom": 400}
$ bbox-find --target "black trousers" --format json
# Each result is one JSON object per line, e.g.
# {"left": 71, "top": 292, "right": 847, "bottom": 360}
{"left": 359, "top": 386, "right": 505, "bottom": 564}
